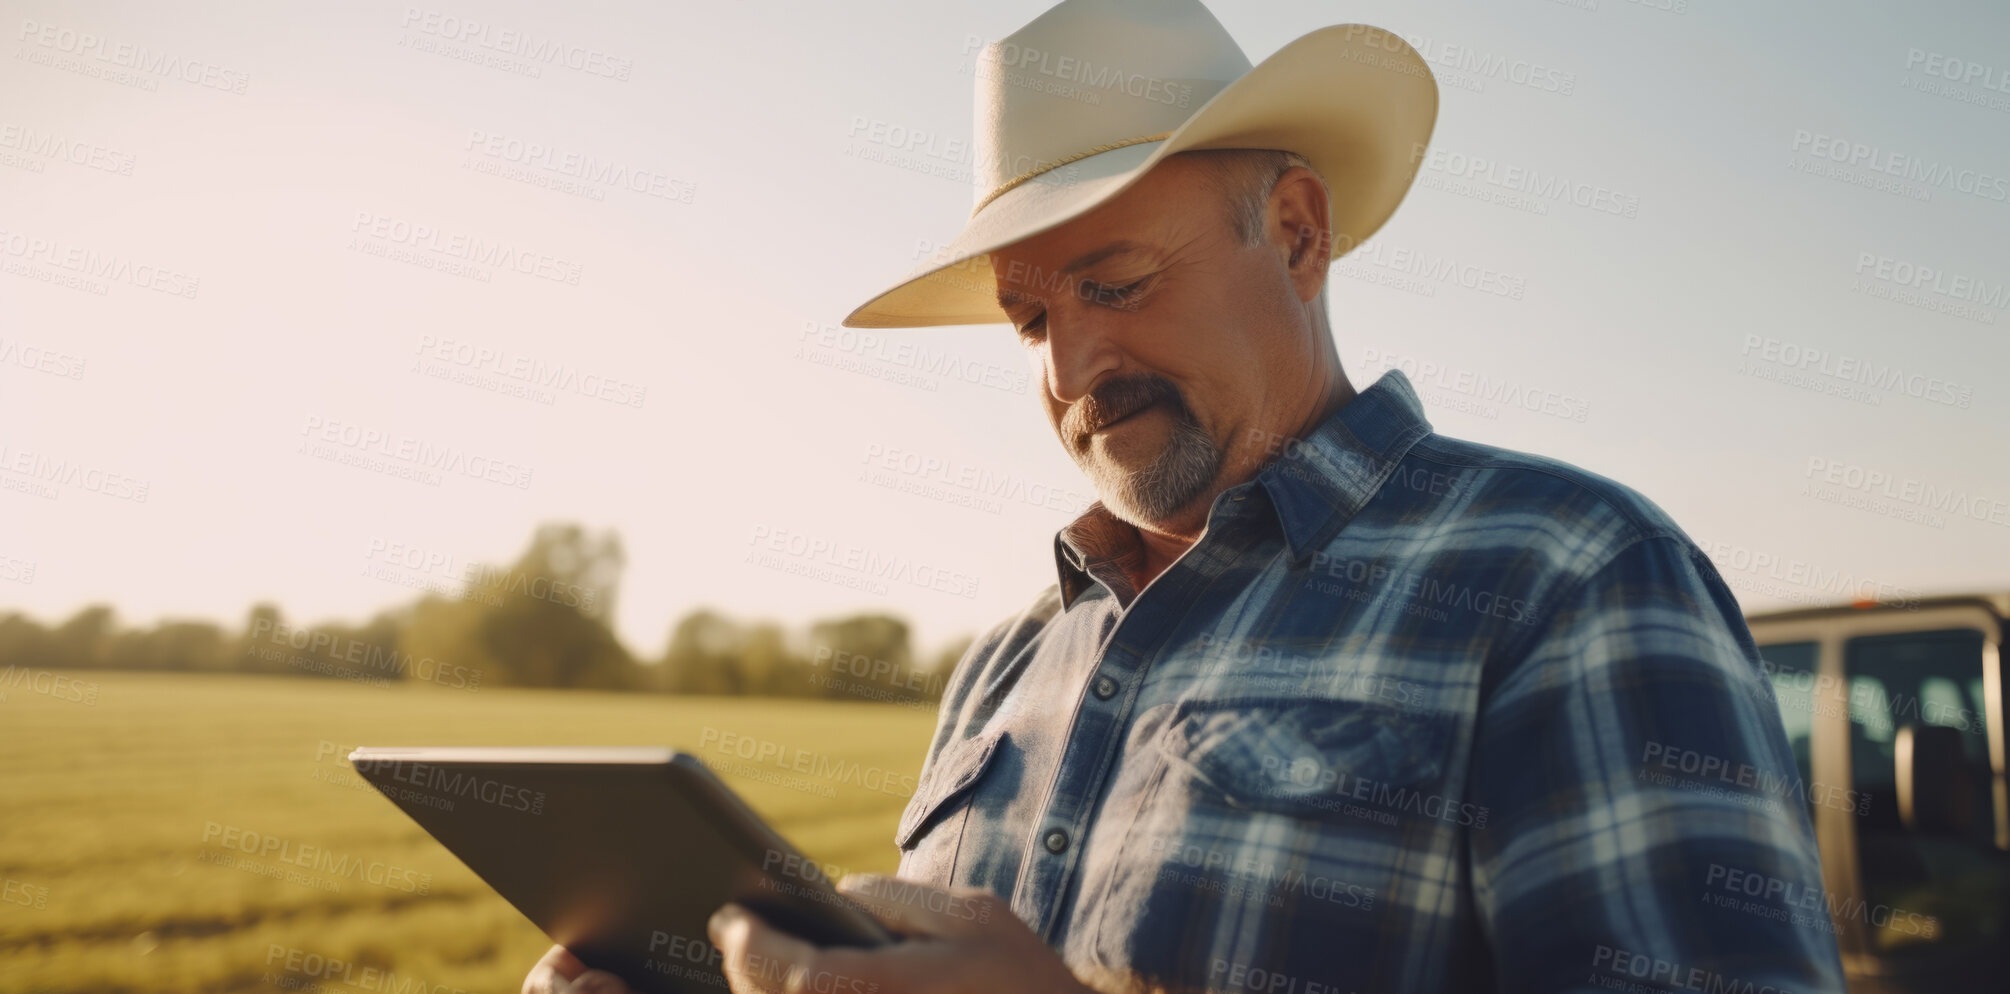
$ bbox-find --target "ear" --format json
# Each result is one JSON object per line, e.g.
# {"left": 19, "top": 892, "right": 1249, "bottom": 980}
{"left": 1268, "top": 166, "right": 1333, "bottom": 305}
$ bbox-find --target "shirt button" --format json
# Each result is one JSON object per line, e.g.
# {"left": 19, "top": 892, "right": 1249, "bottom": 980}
{"left": 1044, "top": 829, "right": 1070, "bottom": 854}
{"left": 1092, "top": 675, "right": 1119, "bottom": 700}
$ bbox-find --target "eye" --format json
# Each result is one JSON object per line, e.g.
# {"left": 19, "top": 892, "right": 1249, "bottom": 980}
{"left": 1087, "top": 274, "right": 1155, "bottom": 310}
{"left": 1015, "top": 312, "right": 1047, "bottom": 343}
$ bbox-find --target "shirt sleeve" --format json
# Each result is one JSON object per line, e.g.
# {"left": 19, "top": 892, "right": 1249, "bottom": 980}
{"left": 1467, "top": 532, "right": 1848, "bottom": 994}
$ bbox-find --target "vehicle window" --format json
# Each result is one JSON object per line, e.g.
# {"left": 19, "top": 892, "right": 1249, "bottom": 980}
{"left": 1755, "top": 641, "right": 1819, "bottom": 791}
{"left": 1844, "top": 628, "right": 2003, "bottom": 958}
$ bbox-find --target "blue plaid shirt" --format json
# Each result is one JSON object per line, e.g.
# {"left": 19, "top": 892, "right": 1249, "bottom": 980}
{"left": 893, "top": 369, "right": 1845, "bottom": 993}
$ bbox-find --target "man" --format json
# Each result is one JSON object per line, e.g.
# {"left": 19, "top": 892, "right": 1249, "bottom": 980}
{"left": 530, "top": 1, "right": 1846, "bottom": 991}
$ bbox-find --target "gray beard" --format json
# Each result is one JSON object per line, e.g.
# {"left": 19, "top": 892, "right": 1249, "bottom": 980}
{"left": 1081, "top": 408, "right": 1223, "bottom": 524}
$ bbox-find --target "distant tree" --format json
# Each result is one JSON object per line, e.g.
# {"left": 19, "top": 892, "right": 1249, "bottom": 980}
{"left": 0, "top": 613, "right": 55, "bottom": 668}
{"left": 103, "top": 619, "right": 230, "bottom": 672}
{"left": 0, "top": 521, "right": 982, "bottom": 704}
{"left": 739, "top": 621, "right": 801, "bottom": 695}
{"left": 806, "top": 613, "right": 920, "bottom": 702}
{"left": 235, "top": 603, "right": 287, "bottom": 674}
{"left": 660, "top": 608, "right": 746, "bottom": 694}
{"left": 410, "top": 524, "right": 635, "bottom": 688}
{"left": 52, "top": 605, "right": 116, "bottom": 669}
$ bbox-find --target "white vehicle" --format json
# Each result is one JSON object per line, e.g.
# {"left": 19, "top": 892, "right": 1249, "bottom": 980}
{"left": 1747, "top": 594, "right": 2009, "bottom": 992}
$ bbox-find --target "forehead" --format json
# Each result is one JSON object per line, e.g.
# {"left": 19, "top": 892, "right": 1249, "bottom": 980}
{"left": 988, "top": 156, "right": 1219, "bottom": 289}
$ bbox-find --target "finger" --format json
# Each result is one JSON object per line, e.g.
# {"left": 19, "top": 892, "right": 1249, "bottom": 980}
{"left": 709, "top": 902, "right": 821, "bottom": 994}
{"left": 566, "top": 970, "right": 633, "bottom": 994}
{"left": 836, "top": 873, "right": 1003, "bottom": 939}
{"left": 523, "top": 944, "right": 586, "bottom": 994}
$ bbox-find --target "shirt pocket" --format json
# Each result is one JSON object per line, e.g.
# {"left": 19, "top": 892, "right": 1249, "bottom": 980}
{"left": 893, "top": 728, "right": 1006, "bottom": 885}
{"left": 1161, "top": 696, "right": 1452, "bottom": 816}
{"left": 1086, "top": 697, "right": 1461, "bottom": 985}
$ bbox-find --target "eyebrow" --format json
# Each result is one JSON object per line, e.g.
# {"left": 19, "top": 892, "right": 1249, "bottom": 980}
{"left": 995, "top": 240, "right": 1150, "bottom": 309}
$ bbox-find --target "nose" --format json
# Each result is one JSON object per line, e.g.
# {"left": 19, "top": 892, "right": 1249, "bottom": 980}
{"left": 1042, "top": 306, "right": 1124, "bottom": 407}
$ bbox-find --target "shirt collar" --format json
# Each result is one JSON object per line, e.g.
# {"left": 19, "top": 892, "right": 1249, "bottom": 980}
{"left": 1051, "top": 368, "right": 1434, "bottom": 610}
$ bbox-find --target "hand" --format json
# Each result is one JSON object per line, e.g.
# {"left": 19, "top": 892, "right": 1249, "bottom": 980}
{"left": 521, "top": 943, "right": 634, "bottom": 994}
{"left": 706, "top": 873, "right": 1094, "bottom": 994}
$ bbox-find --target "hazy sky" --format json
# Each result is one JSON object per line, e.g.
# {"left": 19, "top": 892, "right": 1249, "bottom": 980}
{"left": 3, "top": 0, "right": 2006, "bottom": 660}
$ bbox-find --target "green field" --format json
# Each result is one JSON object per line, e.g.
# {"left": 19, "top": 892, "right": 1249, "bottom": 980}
{"left": 0, "top": 671, "right": 937, "bottom": 994}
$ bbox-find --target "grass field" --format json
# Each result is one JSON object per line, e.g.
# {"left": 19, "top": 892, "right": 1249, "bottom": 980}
{"left": 0, "top": 671, "right": 938, "bottom": 994}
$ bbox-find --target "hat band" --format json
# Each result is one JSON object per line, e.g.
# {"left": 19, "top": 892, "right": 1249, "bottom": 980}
{"left": 971, "top": 130, "right": 1174, "bottom": 219}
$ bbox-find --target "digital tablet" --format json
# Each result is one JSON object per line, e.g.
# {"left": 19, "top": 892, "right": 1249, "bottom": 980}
{"left": 348, "top": 746, "right": 894, "bottom": 994}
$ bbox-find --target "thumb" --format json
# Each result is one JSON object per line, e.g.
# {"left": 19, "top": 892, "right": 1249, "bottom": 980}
{"left": 837, "top": 873, "right": 998, "bottom": 939}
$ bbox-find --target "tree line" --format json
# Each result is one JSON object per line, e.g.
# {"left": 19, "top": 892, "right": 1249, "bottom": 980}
{"left": 0, "top": 523, "right": 970, "bottom": 705}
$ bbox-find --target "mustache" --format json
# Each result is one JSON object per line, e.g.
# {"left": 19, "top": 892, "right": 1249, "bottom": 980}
{"left": 1068, "top": 374, "right": 1186, "bottom": 442}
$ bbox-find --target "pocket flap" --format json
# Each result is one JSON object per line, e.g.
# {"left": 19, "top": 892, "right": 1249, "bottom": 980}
{"left": 1157, "top": 698, "right": 1450, "bottom": 813}
{"left": 895, "top": 729, "right": 1005, "bottom": 850}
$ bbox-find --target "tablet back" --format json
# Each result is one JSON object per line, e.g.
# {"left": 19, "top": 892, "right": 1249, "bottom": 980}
{"left": 349, "top": 746, "right": 889, "bottom": 994}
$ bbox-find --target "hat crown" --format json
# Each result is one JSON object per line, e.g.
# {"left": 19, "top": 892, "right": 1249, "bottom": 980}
{"left": 973, "top": 0, "right": 1252, "bottom": 211}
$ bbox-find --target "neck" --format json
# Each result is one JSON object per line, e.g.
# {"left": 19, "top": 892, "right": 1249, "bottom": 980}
{"left": 1121, "top": 361, "right": 1356, "bottom": 595}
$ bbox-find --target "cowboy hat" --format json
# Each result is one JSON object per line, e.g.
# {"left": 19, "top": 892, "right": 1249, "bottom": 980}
{"left": 840, "top": 0, "right": 1439, "bottom": 329}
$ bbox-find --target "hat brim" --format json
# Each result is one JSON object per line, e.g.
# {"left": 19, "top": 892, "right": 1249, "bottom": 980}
{"left": 840, "top": 24, "right": 1440, "bottom": 329}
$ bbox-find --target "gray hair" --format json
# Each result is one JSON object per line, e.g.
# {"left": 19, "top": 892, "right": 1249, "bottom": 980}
{"left": 1181, "top": 148, "right": 1331, "bottom": 316}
